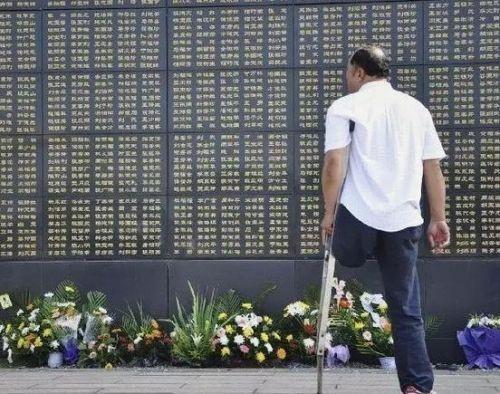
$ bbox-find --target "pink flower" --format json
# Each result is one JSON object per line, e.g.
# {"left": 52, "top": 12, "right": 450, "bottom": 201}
{"left": 239, "top": 344, "right": 250, "bottom": 354}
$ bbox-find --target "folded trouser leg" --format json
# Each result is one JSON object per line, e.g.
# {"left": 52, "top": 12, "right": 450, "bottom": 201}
{"left": 376, "top": 225, "right": 434, "bottom": 393}
{"left": 331, "top": 204, "right": 377, "bottom": 268}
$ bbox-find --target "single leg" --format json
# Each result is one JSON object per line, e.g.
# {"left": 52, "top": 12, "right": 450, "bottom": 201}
{"left": 376, "top": 225, "right": 434, "bottom": 393}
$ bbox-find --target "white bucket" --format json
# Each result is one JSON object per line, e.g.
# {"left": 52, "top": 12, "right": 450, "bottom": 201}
{"left": 379, "top": 356, "right": 396, "bottom": 369}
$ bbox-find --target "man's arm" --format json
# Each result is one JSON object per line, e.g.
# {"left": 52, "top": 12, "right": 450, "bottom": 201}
{"left": 320, "top": 147, "right": 348, "bottom": 244}
{"left": 423, "top": 159, "right": 450, "bottom": 253}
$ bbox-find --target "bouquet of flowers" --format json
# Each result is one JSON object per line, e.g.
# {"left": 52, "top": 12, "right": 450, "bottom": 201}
{"left": 116, "top": 302, "right": 171, "bottom": 366}
{"left": 213, "top": 302, "right": 286, "bottom": 366}
{"left": 1, "top": 300, "right": 61, "bottom": 366}
{"left": 466, "top": 314, "right": 500, "bottom": 329}
{"left": 350, "top": 292, "right": 394, "bottom": 358}
{"left": 77, "top": 314, "right": 120, "bottom": 369}
{"left": 457, "top": 313, "right": 500, "bottom": 369}
{"left": 279, "top": 300, "right": 326, "bottom": 363}
{"left": 329, "top": 277, "right": 394, "bottom": 366}
{"left": 1, "top": 284, "right": 82, "bottom": 366}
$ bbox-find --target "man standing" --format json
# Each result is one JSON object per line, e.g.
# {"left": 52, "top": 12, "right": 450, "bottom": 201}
{"left": 320, "top": 46, "right": 450, "bottom": 394}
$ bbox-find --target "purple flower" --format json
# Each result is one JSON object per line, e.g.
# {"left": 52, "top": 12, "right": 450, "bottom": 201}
{"left": 62, "top": 337, "right": 80, "bottom": 365}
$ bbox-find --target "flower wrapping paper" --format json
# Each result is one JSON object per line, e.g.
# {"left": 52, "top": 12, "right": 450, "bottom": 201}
{"left": 457, "top": 327, "right": 500, "bottom": 369}
{"left": 325, "top": 343, "right": 350, "bottom": 367}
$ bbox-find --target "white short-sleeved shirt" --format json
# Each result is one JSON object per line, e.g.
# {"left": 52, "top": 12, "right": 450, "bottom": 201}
{"left": 324, "top": 79, "right": 447, "bottom": 232}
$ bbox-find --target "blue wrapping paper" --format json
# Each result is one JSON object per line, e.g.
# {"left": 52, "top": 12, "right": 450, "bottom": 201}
{"left": 457, "top": 327, "right": 500, "bottom": 369}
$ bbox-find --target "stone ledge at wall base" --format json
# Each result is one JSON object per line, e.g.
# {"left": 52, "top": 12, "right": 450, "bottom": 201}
{"left": 457, "top": 327, "right": 500, "bottom": 370}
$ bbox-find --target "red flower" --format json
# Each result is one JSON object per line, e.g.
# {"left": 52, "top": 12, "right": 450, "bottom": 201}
{"left": 304, "top": 324, "right": 316, "bottom": 335}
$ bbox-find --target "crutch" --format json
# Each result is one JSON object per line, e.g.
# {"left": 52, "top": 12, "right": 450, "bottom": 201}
{"left": 316, "top": 120, "right": 354, "bottom": 394}
{"left": 316, "top": 229, "right": 337, "bottom": 394}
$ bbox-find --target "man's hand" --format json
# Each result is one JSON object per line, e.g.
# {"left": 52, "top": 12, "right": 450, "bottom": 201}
{"left": 427, "top": 220, "right": 450, "bottom": 254}
{"left": 320, "top": 211, "right": 334, "bottom": 245}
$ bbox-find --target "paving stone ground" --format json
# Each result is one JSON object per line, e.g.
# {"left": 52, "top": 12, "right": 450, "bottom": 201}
{"left": 0, "top": 367, "right": 499, "bottom": 394}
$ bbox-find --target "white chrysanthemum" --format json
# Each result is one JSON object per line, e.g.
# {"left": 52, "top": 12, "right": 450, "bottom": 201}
{"left": 50, "top": 340, "right": 59, "bottom": 350}
{"left": 388, "top": 336, "right": 394, "bottom": 345}
{"left": 21, "top": 327, "right": 30, "bottom": 336}
{"left": 7, "top": 348, "right": 12, "bottom": 364}
{"left": 133, "top": 336, "right": 143, "bottom": 345}
{"left": 2, "top": 336, "right": 9, "bottom": 351}
{"left": 233, "top": 334, "right": 245, "bottom": 345}
{"left": 16, "top": 309, "right": 24, "bottom": 316}
{"left": 107, "top": 345, "right": 115, "bottom": 353}
{"left": 250, "top": 337, "right": 260, "bottom": 347}
{"left": 362, "top": 331, "right": 372, "bottom": 341}
{"left": 264, "top": 342, "right": 273, "bottom": 354}
{"left": 44, "top": 292, "right": 54, "bottom": 298}
{"left": 303, "top": 338, "right": 315, "bottom": 349}
{"left": 102, "top": 315, "right": 113, "bottom": 325}
{"left": 219, "top": 336, "right": 229, "bottom": 346}
{"left": 29, "top": 344, "right": 35, "bottom": 353}
{"left": 98, "top": 307, "right": 107, "bottom": 315}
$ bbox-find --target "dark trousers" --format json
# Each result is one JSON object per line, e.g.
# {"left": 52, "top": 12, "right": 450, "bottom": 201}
{"left": 331, "top": 204, "right": 434, "bottom": 393}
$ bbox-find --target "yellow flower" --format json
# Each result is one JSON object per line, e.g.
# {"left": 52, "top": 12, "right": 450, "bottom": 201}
{"left": 378, "top": 301, "right": 388, "bottom": 311}
{"left": 151, "top": 319, "right": 160, "bottom": 329}
{"left": 276, "top": 348, "right": 287, "bottom": 360}
{"left": 260, "top": 332, "right": 269, "bottom": 342}
{"left": 18, "top": 322, "right": 25, "bottom": 330}
{"left": 221, "top": 346, "right": 230, "bottom": 357}
{"left": 286, "top": 334, "right": 293, "bottom": 342}
{"left": 34, "top": 337, "right": 43, "bottom": 347}
{"left": 65, "top": 286, "right": 75, "bottom": 293}
{"left": 104, "top": 363, "right": 113, "bottom": 370}
{"left": 361, "top": 312, "right": 369, "bottom": 318}
{"left": 242, "top": 303, "right": 252, "bottom": 310}
{"left": 225, "top": 325, "right": 234, "bottom": 334}
{"left": 17, "top": 338, "right": 24, "bottom": 349}
{"left": 256, "top": 351, "right": 266, "bottom": 363}
{"left": 218, "top": 312, "right": 228, "bottom": 321}
{"left": 271, "top": 332, "right": 281, "bottom": 340}
{"left": 354, "top": 322, "right": 365, "bottom": 330}
{"left": 263, "top": 315, "right": 273, "bottom": 324}
{"left": 243, "top": 327, "right": 254, "bottom": 338}
{"left": 6, "top": 324, "right": 12, "bottom": 333}
{"left": 42, "top": 328, "right": 52, "bottom": 338}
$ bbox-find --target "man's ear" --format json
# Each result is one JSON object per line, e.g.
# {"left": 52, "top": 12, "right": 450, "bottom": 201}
{"left": 355, "top": 66, "right": 365, "bottom": 80}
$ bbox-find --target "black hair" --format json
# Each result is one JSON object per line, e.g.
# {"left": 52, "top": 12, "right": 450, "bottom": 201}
{"left": 349, "top": 45, "right": 390, "bottom": 78}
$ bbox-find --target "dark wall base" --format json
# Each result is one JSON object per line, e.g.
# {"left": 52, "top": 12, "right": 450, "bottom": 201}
{"left": 1, "top": 258, "right": 498, "bottom": 364}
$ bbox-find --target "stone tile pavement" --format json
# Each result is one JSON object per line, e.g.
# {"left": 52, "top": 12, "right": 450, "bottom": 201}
{"left": 0, "top": 367, "right": 499, "bottom": 394}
